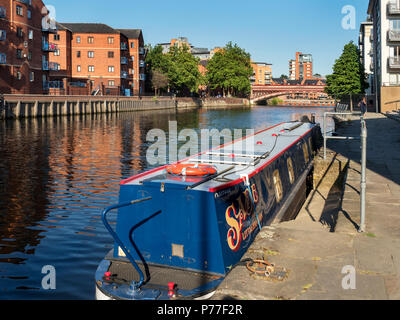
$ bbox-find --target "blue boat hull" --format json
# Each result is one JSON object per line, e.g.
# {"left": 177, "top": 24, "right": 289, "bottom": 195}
{"left": 96, "top": 123, "right": 322, "bottom": 299}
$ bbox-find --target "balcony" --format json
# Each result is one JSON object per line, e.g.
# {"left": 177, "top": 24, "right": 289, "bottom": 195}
{"left": 42, "top": 61, "right": 49, "bottom": 70}
{"left": 49, "top": 62, "right": 59, "bottom": 71}
{"left": 139, "top": 60, "right": 145, "bottom": 68}
{"left": 0, "top": 7, "right": 6, "bottom": 18}
{"left": 0, "top": 53, "right": 6, "bottom": 64}
{"left": 139, "top": 73, "right": 146, "bottom": 81}
{"left": 388, "top": 2, "right": 400, "bottom": 14}
{"left": 42, "top": 26, "right": 57, "bottom": 34}
{"left": 121, "top": 57, "right": 128, "bottom": 65}
{"left": 388, "top": 30, "right": 400, "bottom": 42}
{"left": 42, "top": 19, "right": 57, "bottom": 33}
{"left": 139, "top": 47, "right": 145, "bottom": 55}
{"left": 42, "top": 42, "right": 57, "bottom": 52}
{"left": 120, "top": 43, "right": 128, "bottom": 51}
{"left": 43, "top": 80, "right": 64, "bottom": 90}
{"left": 389, "top": 57, "right": 400, "bottom": 68}
{"left": 121, "top": 71, "right": 129, "bottom": 79}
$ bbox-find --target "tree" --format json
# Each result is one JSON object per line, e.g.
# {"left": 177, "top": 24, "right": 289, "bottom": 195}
{"left": 325, "top": 41, "right": 368, "bottom": 98}
{"left": 167, "top": 45, "right": 203, "bottom": 96}
{"left": 145, "top": 45, "right": 171, "bottom": 94}
{"left": 280, "top": 74, "right": 289, "bottom": 80}
{"left": 151, "top": 69, "right": 169, "bottom": 96}
{"left": 206, "top": 42, "right": 253, "bottom": 97}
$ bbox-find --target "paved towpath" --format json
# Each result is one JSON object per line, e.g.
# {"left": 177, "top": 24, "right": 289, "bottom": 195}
{"left": 214, "top": 113, "right": 400, "bottom": 300}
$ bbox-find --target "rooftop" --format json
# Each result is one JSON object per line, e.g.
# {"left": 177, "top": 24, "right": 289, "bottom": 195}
{"left": 117, "top": 29, "right": 143, "bottom": 39}
{"left": 57, "top": 23, "right": 120, "bottom": 34}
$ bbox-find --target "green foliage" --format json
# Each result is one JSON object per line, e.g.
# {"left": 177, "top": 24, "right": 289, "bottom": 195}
{"left": 206, "top": 42, "right": 253, "bottom": 97}
{"left": 269, "top": 97, "right": 284, "bottom": 105}
{"left": 167, "top": 46, "right": 203, "bottom": 95}
{"left": 145, "top": 42, "right": 252, "bottom": 97}
{"left": 325, "top": 41, "right": 369, "bottom": 97}
{"left": 145, "top": 44, "right": 203, "bottom": 95}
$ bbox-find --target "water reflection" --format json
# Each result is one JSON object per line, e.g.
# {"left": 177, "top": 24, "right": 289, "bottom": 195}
{"left": 0, "top": 105, "right": 334, "bottom": 299}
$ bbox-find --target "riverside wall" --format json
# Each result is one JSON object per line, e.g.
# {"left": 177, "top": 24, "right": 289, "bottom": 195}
{"left": 0, "top": 95, "right": 250, "bottom": 119}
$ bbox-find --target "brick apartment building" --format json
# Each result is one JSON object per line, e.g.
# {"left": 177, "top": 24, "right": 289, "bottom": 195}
{"left": 116, "top": 29, "right": 145, "bottom": 96}
{"left": 251, "top": 62, "right": 272, "bottom": 85}
{"left": 50, "top": 23, "right": 131, "bottom": 95}
{"left": 47, "top": 23, "right": 145, "bottom": 96}
{"left": 0, "top": 0, "right": 56, "bottom": 94}
{"left": 289, "top": 52, "right": 313, "bottom": 80}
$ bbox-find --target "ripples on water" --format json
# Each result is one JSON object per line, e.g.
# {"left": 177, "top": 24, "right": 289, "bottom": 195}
{"left": 0, "top": 105, "right": 334, "bottom": 299}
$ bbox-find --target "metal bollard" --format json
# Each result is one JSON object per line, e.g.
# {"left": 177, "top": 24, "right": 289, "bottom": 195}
{"left": 359, "top": 117, "right": 367, "bottom": 233}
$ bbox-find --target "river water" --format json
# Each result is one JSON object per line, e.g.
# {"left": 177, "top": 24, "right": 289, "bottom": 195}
{"left": 0, "top": 105, "right": 334, "bottom": 299}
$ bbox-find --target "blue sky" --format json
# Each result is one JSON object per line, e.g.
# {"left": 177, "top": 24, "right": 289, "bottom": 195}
{"left": 46, "top": 0, "right": 369, "bottom": 77}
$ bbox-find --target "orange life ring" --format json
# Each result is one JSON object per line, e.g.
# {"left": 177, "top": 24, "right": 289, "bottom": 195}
{"left": 166, "top": 164, "right": 217, "bottom": 176}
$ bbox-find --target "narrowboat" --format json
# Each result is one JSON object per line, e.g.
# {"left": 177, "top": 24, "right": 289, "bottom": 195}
{"left": 95, "top": 119, "right": 322, "bottom": 300}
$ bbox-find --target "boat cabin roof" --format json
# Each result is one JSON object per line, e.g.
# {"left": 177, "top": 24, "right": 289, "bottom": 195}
{"left": 121, "top": 121, "right": 315, "bottom": 192}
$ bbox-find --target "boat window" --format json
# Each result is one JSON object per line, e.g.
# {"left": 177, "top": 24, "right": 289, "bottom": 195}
{"left": 302, "top": 142, "right": 309, "bottom": 163}
{"left": 273, "top": 169, "right": 283, "bottom": 203}
{"left": 287, "top": 157, "right": 295, "bottom": 184}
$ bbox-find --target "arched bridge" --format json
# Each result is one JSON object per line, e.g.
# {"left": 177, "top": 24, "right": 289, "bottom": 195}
{"left": 251, "top": 85, "right": 327, "bottom": 104}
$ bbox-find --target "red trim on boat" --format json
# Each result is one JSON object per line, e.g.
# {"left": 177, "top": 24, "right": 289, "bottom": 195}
{"left": 120, "top": 122, "right": 285, "bottom": 185}
{"left": 208, "top": 127, "right": 314, "bottom": 193}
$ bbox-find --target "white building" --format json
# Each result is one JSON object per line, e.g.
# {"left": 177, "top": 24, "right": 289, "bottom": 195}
{"left": 359, "top": 21, "right": 374, "bottom": 95}
{"left": 368, "top": 0, "right": 400, "bottom": 112}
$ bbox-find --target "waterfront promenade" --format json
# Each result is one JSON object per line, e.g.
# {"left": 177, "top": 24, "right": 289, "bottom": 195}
{"left": 214, "top": 113, "right": 400, "bottom": 300}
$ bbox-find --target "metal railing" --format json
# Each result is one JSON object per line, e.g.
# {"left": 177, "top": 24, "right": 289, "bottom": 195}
{"left": 388, "top": 30, "right": 400, "bottom": 41}
{"left": 322, "top": 111, "right": 367, "bottom": 232}
{"left": 101, "top": 197, "right": 154, "bottom": 294}
{"left": 389, "top": 56, "right": 400, "bottom": 68}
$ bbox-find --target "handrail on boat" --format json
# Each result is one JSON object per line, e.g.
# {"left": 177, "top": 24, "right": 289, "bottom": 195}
{"left": 101, "top": 197, "right": 153, "bottom": 292}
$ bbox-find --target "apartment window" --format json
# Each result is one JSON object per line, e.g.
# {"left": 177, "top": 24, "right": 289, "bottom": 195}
{"left": 131, "top": 55, "right": 135, "bottom": 62}
{"left": 27, "top": 9, "right": 31, "bottom": 19}
{"left": 108, "top": 37, "right": 114, "bottom": 44}
{"left": 54, "top": 49, "right": 60, "bottom": 56}
{"left": 77, "top": 51, "right": 81, "bottom": 58}
{"left": 76, "top": 36, "right": 81, "bottom": 43}
{"left": 130, "top": 42, "right": 134, "bottom": 48}
{"left": 16, "top": 70, "right": 22, "bottom": 80}
{"left": 108, "top": 51, "right": 114, "bottom": 58}
{"left": 0, "top": 30, "right": 5, "bottom": 41}
{"left": 88, "top": 37, "right": 94, "bottom": 44}
{"left": 16, "top": 49, "right": 23, "bottom": 59}
{"left": 77, "top": 65, "right": 81, "bottom": 72}
{"left": 28, "top": 30, "right": 33, "bottom": 40}
{"left": 108, "top": 80, "right": 115, "bottom": 86}
{"left": 54, "top": 34, "right": 60, "bottom": 41}
{"left": 88, "top": 51, "right": 94, "bottom": 58}
{"left": 17, "top": 27, "right": 23, "bottom": 38}
{"left": 108, "top": 66, "right": 115, "bottom": 73}
{"left": 30, "top": 71, "right": 34, "bottom": 82}
{"left": 16, "top": 5, "right": 23, "bottom": 16}
{"left": 28, "top": 50, "right": 32, "bottom": 61}
{"left": 88, "top": 65, "right": 95, "bottom": 72}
